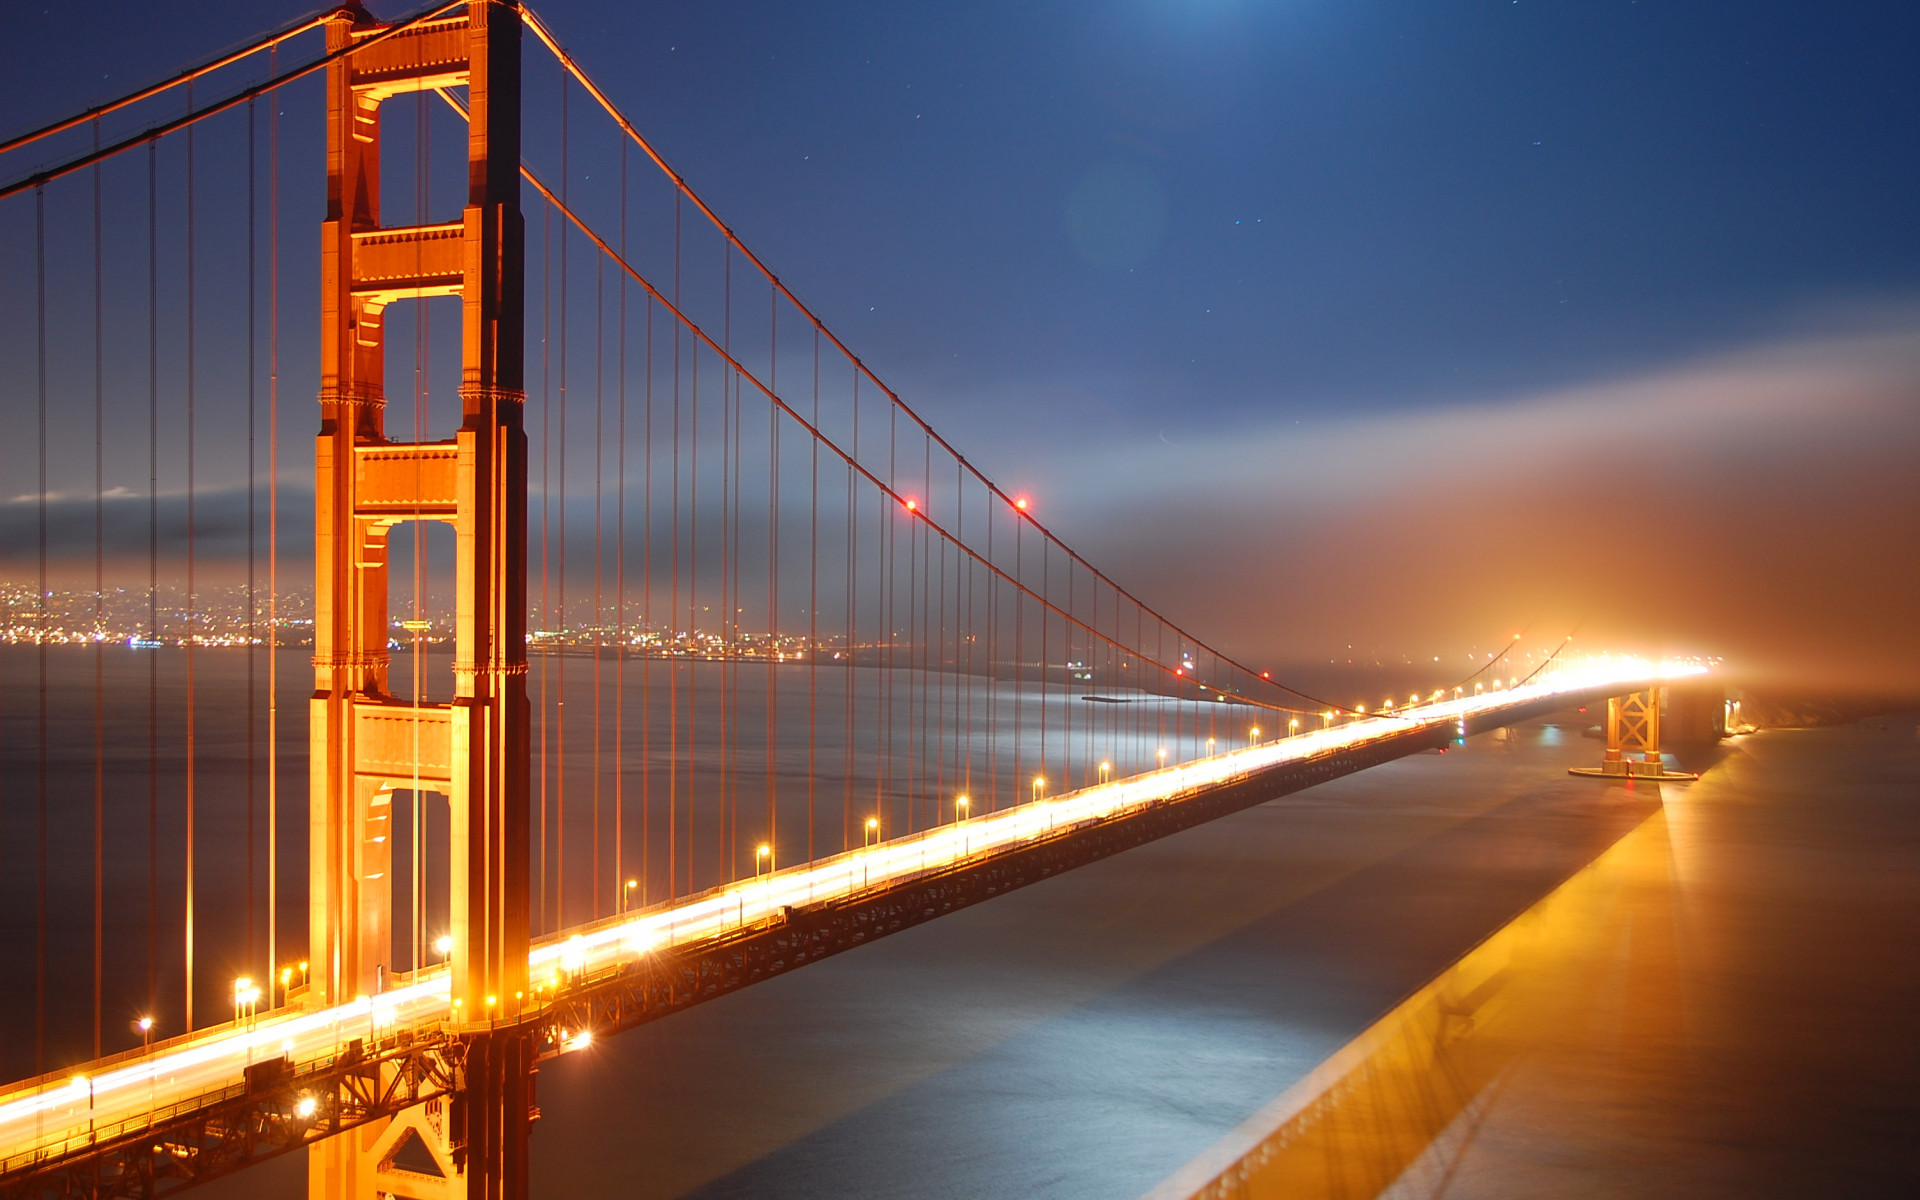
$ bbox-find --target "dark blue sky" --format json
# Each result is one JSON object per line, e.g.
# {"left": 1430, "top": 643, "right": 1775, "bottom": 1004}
{"left": 9, "top": 1, "right": 1918, "bottom": 420}
{"left": 5, "top": 1, "right": 1917, "bottom": 682}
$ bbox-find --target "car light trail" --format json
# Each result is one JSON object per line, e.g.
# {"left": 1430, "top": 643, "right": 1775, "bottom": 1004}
{"left": 0, "top": 655, "right": 1702, "bottom": 1165}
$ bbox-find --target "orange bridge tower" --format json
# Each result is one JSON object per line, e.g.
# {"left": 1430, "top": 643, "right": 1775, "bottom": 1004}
{"left": 309, "top": 3, "right": 531, "bottom": 1196}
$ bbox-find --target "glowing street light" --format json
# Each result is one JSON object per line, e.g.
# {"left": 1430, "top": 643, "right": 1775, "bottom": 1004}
{"left": 1099, "top": 760, "right": 1111, "bottom": 784}
{"left": 756, "top": 843, "right": 774, "bottom": 880}
{"left": 1206, "top": 738, "right": 1215, "bottom": 756}
{"left": 434, "top": 935, "right": 453, "bottom": 967}
{"left": 1249, "top": 727, "right": 1261, "bottom": 747}
{"left": 1156, "top": 747, "right": 1167, "bottom": 767}
{"left": 70, "top": 1074, "right": 94, "bottom": 1136}
{"left": 1289, "top": 717, "right": 1300, "bottom": 735}
{"left": 955, "top": 794, "right": 970, "bottom": 823}
{"left": 864, "top": 816, "right": 880, "bottom": 847}
{"left": 295, "top": 1094, "right": 318, "bottom": 1120}
{"left": 1032, "top": 776, "right": 1046, "bottom": 803}
{"left": 621, "top": 878, "right": 639, "bottom": 915}
{"left": 232, "top": 977, "right": 262, "bottom": 1028}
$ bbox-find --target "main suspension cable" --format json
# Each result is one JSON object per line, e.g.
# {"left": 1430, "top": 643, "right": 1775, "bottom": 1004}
{"left": 0, "top": 1, "right": 466, "bottom": 202}
{"left": 519, "top": 7, "right": 1341, "bottom": 715}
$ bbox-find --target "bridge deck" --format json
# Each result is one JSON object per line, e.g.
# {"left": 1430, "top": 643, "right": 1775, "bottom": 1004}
{"left": 0, "top": 666, "right": 1694, "bottom": 1196}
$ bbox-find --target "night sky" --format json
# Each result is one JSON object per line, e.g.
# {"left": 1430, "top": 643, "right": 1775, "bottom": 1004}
{"left": 4, "top": 0, "right": 1917, "bottom": 687}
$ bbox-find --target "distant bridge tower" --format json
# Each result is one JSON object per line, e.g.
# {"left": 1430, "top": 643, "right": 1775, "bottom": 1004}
{"left": 1569, "top": 687, "right": 1697, "bottom": 782}
{"left": 309, "top": 3, "right": 530, "bottom": 1197}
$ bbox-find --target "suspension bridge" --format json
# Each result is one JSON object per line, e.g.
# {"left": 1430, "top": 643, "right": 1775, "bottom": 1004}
{"left": 0, "top": 4, "right": 1698, "bottom": 1197}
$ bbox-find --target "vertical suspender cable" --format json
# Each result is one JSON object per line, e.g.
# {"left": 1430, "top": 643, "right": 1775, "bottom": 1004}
{"left": 884, "top": 408, "right": 895, "bottom": 829}
{"left": 92, "top": 120, "right": 107, "bottom": 1058}
{"left": 594, "top": 250, "right": 604, "bottom": 916}
{"left": 266, "top": 45, "right": 280, "bottom": 999}
{"left": 615, "top": 139, "right": 627, "bottom": 911}
{"left": 718, "top": 251, "right": 730, "bottom": 881}
{"left": 184, "top": 89, "right": 197, "bottom": 1033}
{"left": 767, "top": 281, "right": 778, "bottom": 862}
{"left": 538, "top": 198, "right": 550, "bottom": 933}
{"left": 807, "top": 327, "right": 818, "bottom": 863}
{"left": 35, "top": 183, "right": 48, "bottom": 1075}
{"left": 668, "top": 193, "right": 679, "bottom": 899}
{"left": 146, "top": 143, "right": 159, "bottom": 1023}
{"left": 845, "top": 378, "right": 857, "bottom": 847}
{"left": 556, "top": 73, "right": 569, "bottom": 927}
{"left": 688, "top": 336, "right": 699, "bottom": 891}
{"left": 245, "top": 96, "right": 258, "bottom": 983}
{"left": 672, "top": 189, "right": 679, "bottom": 898}
{"left": 986, "top": 494, "right": 995, "bottom": 810}
{"left": 643, "top": 280, "right": 654, "bottom": 906}
{"left": 1040, "top": 538, "right": 1048, "bottom": 788}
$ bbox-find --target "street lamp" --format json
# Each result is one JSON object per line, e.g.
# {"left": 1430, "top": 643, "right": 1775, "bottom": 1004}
{"left": 279, "top": 965, "right": 293, "bottom": 1005}
{"left": 1156, "top": 747, "right": 1167, "bottom": 767}
{"left": 756, "top": 843, "right": 773, "bottom": 880}
{"left": 135, "top": 1016, "right": 154, "bottom": 1052}
{"left": 1206, "top": 738, "right": 1215, "bottom": 756}
{"left": 864, "top": 816, "right": 880, "bottom": 847}
{"left": 70, "top": 1074, "right": 93, "bottom": 1138}
{"left": 1249, "top": 727, "right": 1261, "bottom": 747}
{"left": 621, "top": 878, "right": 639, "bottom": 915}
{"left": 1289, "top": 718, "right": 1300, "bottom": 735}
{"left": 234, "top": 978, "right": 262, "bottom": 1066}
{"left": 1031, "top": 776, "right": 1045, "bottom": 803}
{"left": 1098, "top": 760, "right": 1111, "bottom": 784}
{"left": 955, "top": 794, "right": 970, "bottom": 823}
{"left": 434, "top": 935, "right": 453, "bottom": 966}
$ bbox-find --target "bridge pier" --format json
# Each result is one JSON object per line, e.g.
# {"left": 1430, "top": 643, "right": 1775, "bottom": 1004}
{"left": 1569, "top": 688, "right": 1698, "bottom": 782}
{"left": 311, "top": 4, "right": 532, "bottom": 1197}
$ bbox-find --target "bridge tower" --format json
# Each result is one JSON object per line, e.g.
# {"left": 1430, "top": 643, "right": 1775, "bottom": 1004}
{"left": 310, "top": 3, "right": 530, "bottom": 1197}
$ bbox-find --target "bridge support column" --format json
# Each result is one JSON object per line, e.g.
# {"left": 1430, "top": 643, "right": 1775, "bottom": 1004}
{"left": 1569, "top": 688, "right": 1697, "bottom": 782}
{"left": 311, "top": 4, "right": 532, "bottom": 1198}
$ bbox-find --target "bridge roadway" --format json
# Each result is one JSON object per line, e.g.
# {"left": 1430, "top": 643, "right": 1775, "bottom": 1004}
{"left": 0, "top": 660, "right": 1700, "bottom": 1195}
